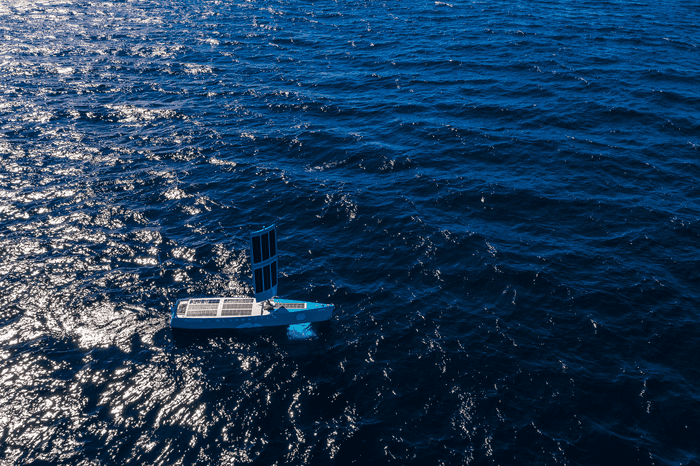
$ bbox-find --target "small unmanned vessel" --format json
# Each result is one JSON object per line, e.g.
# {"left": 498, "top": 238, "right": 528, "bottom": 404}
{"left": 170, "top": 225, "right": 334, "bottom": 330}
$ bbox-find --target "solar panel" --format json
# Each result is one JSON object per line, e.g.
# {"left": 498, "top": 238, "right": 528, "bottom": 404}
{"left": 220, "top": 297, "right": 255, "bottom": 316}
{"left": 261, "top": 232, "right": 270, "bottom": 261}
{"left": 275, "top": 302, "right": 306, "bottom": 309}
{"left": 263, "top": 264, "right": 270, "bottom": 290}
{"left": 252, "top": 235, "right": 262, "bottom": 264}
{"left": 222, "top": 303, "right": 254, "bottom": 309}
{"left": 221, "top": 308, "right": 253, "bottom": 316}
{"left": 269, "top": 229, "right": 276, "bottom": 256}
{"left": 187, "top": 309, "right": 218, "bottom": 317}
{"left": 191, "top": 299, "right": 219, "bottom": 304}
{"left": 254, "top": 268, "right": 263, "bottom": 293}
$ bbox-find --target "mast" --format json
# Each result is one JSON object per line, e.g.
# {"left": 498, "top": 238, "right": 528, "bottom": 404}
{"left": 250, "top": 224, "right": 278, "bottom": 302}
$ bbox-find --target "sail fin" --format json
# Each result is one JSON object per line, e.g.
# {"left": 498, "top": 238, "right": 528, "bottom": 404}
{"left": 250, "top": 224, "right": 278, "bottom": 302}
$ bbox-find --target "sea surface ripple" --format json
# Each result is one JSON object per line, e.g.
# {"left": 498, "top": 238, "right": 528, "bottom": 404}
{"left": 1, "top": 0, "right": 699, "bottom": 464}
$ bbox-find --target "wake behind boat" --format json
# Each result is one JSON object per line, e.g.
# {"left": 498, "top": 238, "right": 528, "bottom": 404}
{"left": 170, "top": 225, "right": 334, "bottom": 330}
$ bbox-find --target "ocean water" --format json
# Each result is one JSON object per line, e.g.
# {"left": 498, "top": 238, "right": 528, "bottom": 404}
{"left": 1, "top": 0, "right": 699, "bottom": 464}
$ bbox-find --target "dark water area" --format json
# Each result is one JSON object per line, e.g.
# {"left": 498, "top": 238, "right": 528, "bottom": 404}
{"left": 1, "top": 0, "right": 699, "bottom": 464}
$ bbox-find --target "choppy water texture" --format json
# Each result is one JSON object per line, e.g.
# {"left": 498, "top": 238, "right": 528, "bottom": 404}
{"left": 1, "top": 0, "right": 699, "bottom": 464}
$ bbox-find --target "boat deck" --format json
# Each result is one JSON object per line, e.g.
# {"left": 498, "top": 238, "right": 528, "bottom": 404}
{"left": 175, "top": 297, "right": 308, "bottom": 319}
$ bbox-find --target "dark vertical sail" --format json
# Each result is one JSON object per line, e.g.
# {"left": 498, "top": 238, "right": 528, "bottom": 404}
{"left": 250, "top": 224, "right": 278, "bottom": 301}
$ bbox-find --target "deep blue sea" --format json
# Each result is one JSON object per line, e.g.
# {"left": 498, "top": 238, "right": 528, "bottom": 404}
{"left": 1, "top": 0, "right": 699, "bottom": 464}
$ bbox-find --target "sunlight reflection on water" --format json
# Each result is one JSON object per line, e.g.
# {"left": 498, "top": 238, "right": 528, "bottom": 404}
{"left": 1, "top": 0, "right": 699, "bottom": 463}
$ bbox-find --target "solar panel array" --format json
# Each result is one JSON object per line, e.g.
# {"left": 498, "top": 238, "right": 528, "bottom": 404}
{"left": 250, "top": 225, "right": 278, "bottom": 301}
